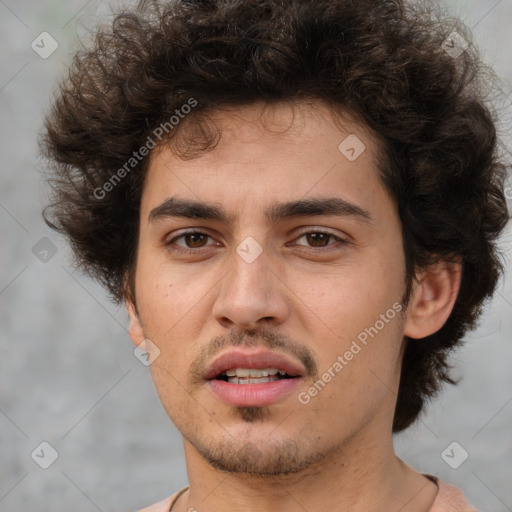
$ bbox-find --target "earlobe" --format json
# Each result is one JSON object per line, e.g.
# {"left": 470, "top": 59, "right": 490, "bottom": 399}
{"left": 125, "top": 299, "right": 146, "bottom": 347}
{"left": 403, "top": 259, "right": 462, "bottom": 340}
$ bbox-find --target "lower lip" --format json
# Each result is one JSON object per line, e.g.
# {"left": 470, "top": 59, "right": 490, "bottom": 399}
{"left": 207, "top": 378, "right": 302, "bottom": 407}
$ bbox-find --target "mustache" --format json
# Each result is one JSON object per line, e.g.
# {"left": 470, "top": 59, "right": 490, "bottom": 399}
{"left": 189, "top": 326, "right": 318, "bottom": 383}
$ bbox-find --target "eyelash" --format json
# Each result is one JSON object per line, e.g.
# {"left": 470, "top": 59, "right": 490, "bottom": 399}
{"left": 165, "top": 229, "right": 348, "bottom": 255}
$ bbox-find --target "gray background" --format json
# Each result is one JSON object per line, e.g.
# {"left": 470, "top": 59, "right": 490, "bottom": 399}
{"left": 1, "top": 0, "right": 511, "bottom": 511}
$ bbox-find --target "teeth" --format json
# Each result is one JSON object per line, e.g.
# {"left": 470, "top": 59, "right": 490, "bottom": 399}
{"left": 222, "top": 368, "right": 286, "bottom": 378}
{"left": 227, "top": 376, "right": 280, "bottom": 384}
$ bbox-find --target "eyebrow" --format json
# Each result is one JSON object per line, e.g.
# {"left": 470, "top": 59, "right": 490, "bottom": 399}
{"left": 148, "top": 196, "right": 372, "bottom": 224}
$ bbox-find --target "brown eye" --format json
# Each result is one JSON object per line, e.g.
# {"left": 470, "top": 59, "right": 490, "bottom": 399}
{"left": 166, "top": 230, "right": 216, "bottom": 252}
{"left": 294, "top": 231, "right": 344, "bottom": 249}
{"left": 305, "top": 232, "right": 332, "bottom": 247}
{"left": 183, "top": 233, "right": 209, "bottom": 248}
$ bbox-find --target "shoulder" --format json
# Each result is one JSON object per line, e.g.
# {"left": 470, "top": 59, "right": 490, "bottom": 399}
{"left": 135, "top": 494, "right": 174, "bottom": 512}
{"left": 429, "top": 478, "right": 478, "bottom": 512}
{"left": 133, "top": 481, "right": 478, "bottom": 512}
{"left": 134, "top": 486, "right": 189, "bottom": 512}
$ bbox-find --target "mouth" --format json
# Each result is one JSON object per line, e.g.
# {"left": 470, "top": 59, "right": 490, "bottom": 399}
{"left": 214, "top": 367, "right": 298, "bottom": 384}
{"left": 204, "top": 349, "right": 305, "bottom": 407}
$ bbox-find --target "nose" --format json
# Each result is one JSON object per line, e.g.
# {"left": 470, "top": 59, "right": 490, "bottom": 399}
{"left": 212, "top": 246, "right": 290, "bottom": 330}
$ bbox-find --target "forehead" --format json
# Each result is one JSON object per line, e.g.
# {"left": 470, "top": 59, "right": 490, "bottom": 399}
{"left": 157, "top": 100, "right": 378, "bottom": 162}
{"left": 140, "top": 100, "right": 389, "bottom": 221}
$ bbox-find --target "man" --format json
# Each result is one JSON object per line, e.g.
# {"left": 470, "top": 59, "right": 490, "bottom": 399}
{"left": 41, "top": 0, "right": 510, "bottom": 510}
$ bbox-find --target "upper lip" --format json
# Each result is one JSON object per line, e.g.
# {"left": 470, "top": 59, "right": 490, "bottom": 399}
{"left": 204, "top": 348, "right": 306, "bottom": 380}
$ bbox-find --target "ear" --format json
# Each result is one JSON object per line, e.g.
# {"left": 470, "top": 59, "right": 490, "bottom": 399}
{"left": 125, "top": 299, "right": 146, "bottom": 347}
{"left": 403, "top": 259, "right": 462, "bottom": 339}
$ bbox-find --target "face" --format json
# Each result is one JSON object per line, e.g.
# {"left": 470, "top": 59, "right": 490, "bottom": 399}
{"left": 128, "top": 101, "right": 411, "bottom": 475}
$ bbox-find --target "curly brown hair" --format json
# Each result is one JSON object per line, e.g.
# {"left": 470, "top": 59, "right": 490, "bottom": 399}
{"left": 41, "top": 0, "right": 510, "bottom": 432}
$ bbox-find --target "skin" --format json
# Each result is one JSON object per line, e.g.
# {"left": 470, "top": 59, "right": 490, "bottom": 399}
{"left": 127, "top": 100, "right": 461, "bottom": 512}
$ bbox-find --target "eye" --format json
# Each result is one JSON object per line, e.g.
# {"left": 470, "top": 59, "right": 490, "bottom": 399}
{"left": 165, "top": 230, "right": 217, "bottom": 253}
{"left": 293, "top": 230, "right": 347, "bottom": 249}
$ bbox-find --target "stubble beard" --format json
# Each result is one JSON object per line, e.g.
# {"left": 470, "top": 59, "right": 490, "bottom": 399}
{"left": 182, "top": 405, "right": 333, "bottom": 476}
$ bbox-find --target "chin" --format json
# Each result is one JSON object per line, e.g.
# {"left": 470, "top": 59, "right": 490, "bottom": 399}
{"left": 185, "top": 429, "right": 332, "bottom": 476}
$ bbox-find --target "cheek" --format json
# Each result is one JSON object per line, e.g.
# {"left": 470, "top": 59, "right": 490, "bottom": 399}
{"left": 136, "top": 254, "right": 211, "bottom": 329}
{"left": 134, "top": 262, "right": 199, "bottom": 379}
{"left": 286, "top": 252, "right": 402, "bottom": 337}
{"left": 288, "top": 256, "right": 405, "bottom": 408}
{"left": 299, "top": 313, "right": 404, "bottom": 435}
